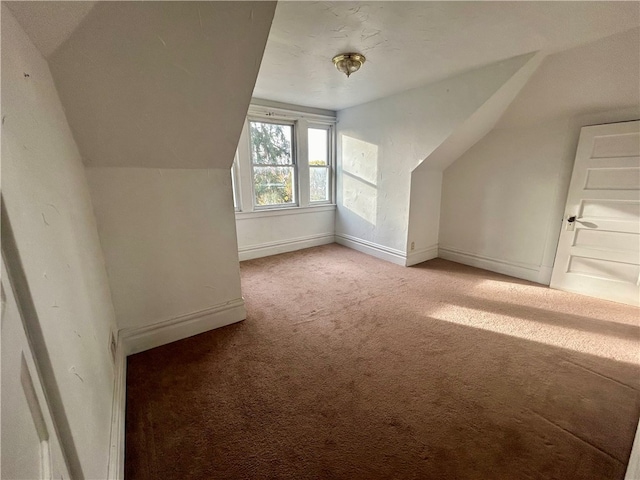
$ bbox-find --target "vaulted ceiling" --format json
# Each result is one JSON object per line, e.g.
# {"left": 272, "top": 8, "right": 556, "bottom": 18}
{"left": 5, "top": 1, "right": 639, "bottom": 169}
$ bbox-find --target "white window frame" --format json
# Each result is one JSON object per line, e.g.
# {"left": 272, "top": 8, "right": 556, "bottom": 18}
{"left": 307, "top": 123, "right": 334, "bottom": 205}
{"left": 231, "top": 151, "right": 242, "bottom": 211}
{"left": 233, "top": 104, "right": 337, "bottom": 214}
{"left": 247, "top": 118, "right": 298, "bottom": 209}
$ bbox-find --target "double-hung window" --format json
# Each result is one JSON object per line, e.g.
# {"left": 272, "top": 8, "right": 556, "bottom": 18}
{"left": 249, "top": 120, "right": 296, "bottom": 207}
{"left": 233, "top": 104, "right": 336, "bottom": 213}
{"left": 308, "top": 126, "right": 331, "bottom": 203}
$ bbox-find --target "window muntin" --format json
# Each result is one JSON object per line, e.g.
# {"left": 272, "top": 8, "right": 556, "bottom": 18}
{"left": 308, "top": 126, "right": 330, "bottom": 203}
{"left": 249, "top": 121, "right": 296, "bottom": 207}
{"left": 235, "top": 107, "right": 336, "bottom": 213}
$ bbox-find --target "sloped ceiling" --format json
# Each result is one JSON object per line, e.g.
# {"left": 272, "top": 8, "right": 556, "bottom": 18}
{"left": 416, "top": 52, "right": 545, "bottom": 172}
{"left": 42, "top": 1, "right": 276, "bottom": 169}
{"left": 497, "top": 27, "right": 640, "bottom": 128}
{"left": 5, "top": 1, "right": 97, "bottom": 57}
{"left": 8, "top": 1, "right": 638, "bottom": 169}
{"left": 254, "top": 1, "right": 640, "bottom": 110}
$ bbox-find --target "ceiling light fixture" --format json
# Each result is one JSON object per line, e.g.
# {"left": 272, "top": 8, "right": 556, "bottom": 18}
{"left": 332, "top": 53, "right": 366, "bottom": 78}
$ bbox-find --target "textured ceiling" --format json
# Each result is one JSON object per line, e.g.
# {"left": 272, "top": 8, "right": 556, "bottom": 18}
{"left": 5, "top": 1, "right": 97, "bottom": 57}
{"left": 253, "top": 1, "right": 640, "bottom": 110}
{"left": 7, "top": 0, "right": 639, "bottom": 119}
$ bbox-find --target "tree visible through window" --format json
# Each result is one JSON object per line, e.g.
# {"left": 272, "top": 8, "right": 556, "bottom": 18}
{"left": 308, "top": 127, "right": 330, "bottom": 202}
{"left": 249, "top": 121, "right": 296, "bottom": 207}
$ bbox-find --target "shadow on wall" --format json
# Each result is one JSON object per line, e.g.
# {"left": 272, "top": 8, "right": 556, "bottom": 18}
{"left": 341, "top": 135, "right": 379, "bottom": 228}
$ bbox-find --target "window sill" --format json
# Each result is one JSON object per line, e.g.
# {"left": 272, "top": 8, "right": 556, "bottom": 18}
{"left": 235, "top": 204, "right": 336, "bottom": 220}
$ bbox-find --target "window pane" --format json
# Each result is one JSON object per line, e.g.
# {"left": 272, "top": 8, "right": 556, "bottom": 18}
{"left": 249, "top": 121, "right": 293, "bottom": 165}
{"left": 253, "top": 166, "right": 295, "bottom": 206}
{"left": 308, "top": 128, "right": 328, "bottom": 166}
{"left": 310, "top": 166, "right": 329, "bottom": 202}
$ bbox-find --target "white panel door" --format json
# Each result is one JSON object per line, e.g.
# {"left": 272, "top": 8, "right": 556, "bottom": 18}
{"left": 551, "top": 120, "right": 640, "bottom": 306}
{"left": 1, "top": 257, "right": 70, "bottom": 479}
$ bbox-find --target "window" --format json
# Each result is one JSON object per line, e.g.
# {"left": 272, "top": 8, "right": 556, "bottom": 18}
{"left": 233, "top": 104, "right": 336, "bottom": 214}
{"left": 308, "top": 127, "right": 330, "bottom": 203}
{"left": 249, "top": 120, "right": 296, "bottom": 207}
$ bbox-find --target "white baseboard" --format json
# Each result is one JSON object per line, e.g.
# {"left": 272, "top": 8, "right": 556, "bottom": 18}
{"left": 107, "top": 340, "right": 126, "bottom": 480}
{"left": 238, "top": 233, "right": 335, "bottom": 261}
{"left": 537, "top": 265, "right": 553, "bottom": 285}
{"left": 335, "top": 233, "right": 406, "bottom": 266}
{"left": 107, "top": 299, "right": 245, "bottom": 478}
{"left": 406, "top": 245, "right": 439, "bottom": 267}
{"left": 120, "top": 298, "right": 246, "bottom": 355}
{"left": 438, "top": 246, "right": 550, "bottom": 285}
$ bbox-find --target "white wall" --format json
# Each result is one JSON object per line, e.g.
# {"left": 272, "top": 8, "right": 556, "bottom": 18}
{"left": 406, "top": 168, "right": 443, "bottom": 266}
{"left": 41, "top": 2, "right": 276, "bottom": 352}
{"left": 440, "top": 28, "right": 640, "bottom": 284}
{"left": 236, "top": 207, "right": 335, "bottom": 261}
{"left": 335, "top": 54, "right": 533, "bottom": 261}
{"left": 234, "top": 103, "right": 337, "bottom": 260}
{"left": 440, "top": 120, "right": 577, "bottom": 283}
{"left": 405, "top": 53, "right": 544, "bottom": 264}
{"left": 86, "top": 167, "right": 244, "bottom": 337}
{"left": 1, "top": 8, "right": 118, "bottom": 479}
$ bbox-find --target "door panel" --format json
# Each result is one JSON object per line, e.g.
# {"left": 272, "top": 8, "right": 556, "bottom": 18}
{"left": 592, "top": 132, "right": 640, "bottom": 157}
{"left": 580, "top": 198, "right": 639, "bottom": 220}
{"left": 1, "top": 258, "right": 70, "bottom": 479}
{"left": 550, "top": 121, "right": 640, "bottom": 306}
{"left": 567, "top": 256, "right": 638, "bottom": 283}
{"left": 573, "top": 229, "right": 639, "bottom": 253}
{"left": 584, "top": 167, "right": 640, "bottom": 190}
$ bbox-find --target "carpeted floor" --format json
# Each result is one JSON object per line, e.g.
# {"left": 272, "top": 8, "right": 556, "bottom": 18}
{"left": 125, "top": 244, "right": 640, "bottom": 479}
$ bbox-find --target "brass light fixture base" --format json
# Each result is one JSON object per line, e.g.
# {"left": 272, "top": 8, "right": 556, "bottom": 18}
{"left": 332, "top": 53, "right": 366, "bottom": 78}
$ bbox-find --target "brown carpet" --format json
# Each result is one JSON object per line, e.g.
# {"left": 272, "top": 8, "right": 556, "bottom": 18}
{"left": 125, "top": 244, "right": 640, "bottom": 480}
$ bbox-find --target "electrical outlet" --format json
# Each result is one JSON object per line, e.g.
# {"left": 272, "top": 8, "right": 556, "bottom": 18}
{"left": 410, "top": 241, "right": 415, "bottom": 251}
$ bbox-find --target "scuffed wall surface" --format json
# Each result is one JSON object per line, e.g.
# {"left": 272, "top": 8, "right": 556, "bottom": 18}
{"left": 47, "top": 2, "right": 275, "bottom": 336}
{"left": 1, "top": 8, "right": 118, "bottom": 478}
{"left": 86, "top": 168, "right": 243, "bottom": 330}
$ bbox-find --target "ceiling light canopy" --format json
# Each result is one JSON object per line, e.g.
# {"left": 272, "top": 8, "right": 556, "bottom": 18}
{"left": 332, "top": 53, "right": 366, "bottom": 78}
